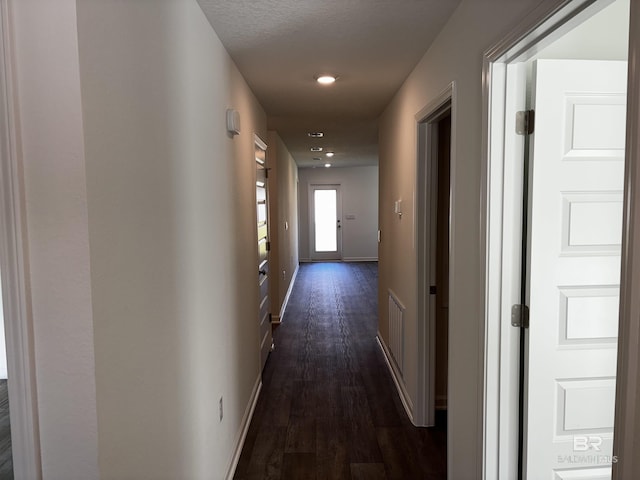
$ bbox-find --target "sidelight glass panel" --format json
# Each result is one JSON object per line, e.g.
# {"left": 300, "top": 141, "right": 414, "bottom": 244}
{"left": 314, "top": 189, "right": 337, "bottom": 252}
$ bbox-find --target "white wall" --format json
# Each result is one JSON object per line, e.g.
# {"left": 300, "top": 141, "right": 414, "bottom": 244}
{"left": 537, "top": 0, "right": 630, "bottom": 60}
{"left": 9, "top": 0, "right": 100, "bottom": 477}
{"left": 8, "top": 0, "right": 267, "bottom": 477}
{"left": 267, "top": 131, "right": 300, "bottom": 320}
{"left": 298, "top": 166, "right": 378, "bottom": 262}
{"left": 75, "top": 0, "right": 267, "bottom": 478}
{"left": 377, "top": 1, "right": 546, "bottom": 478}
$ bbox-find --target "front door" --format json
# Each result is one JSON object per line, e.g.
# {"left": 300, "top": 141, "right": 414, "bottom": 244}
{"left": 310, "top": 185, "right": 342, "bottom": 261}
{"left": 524, "top": 59, "right": 627, "bottom": 478}
{"left": 255, "top": 136, "right": 272, "bottom": 372}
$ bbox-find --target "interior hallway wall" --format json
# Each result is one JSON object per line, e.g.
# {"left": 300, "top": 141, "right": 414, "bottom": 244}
{"left": 377, "top": 1, "right": 547, "bottom": 478}
{"left": 9, "top": 0, "right": 100, "bottom": 477}
{"left": 298, "top": 166, "right": 379, "bottom": 262}
{"left": 76, "top": 0, "right": 266, "bottom": 478}
{"left": 267, "top": 131, "right": 300, "bottom": 321}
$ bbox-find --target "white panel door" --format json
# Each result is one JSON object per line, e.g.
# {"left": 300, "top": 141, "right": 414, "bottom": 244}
{"left": 256, "top": 137, "right": 272, "bottom": 372}
{"left": 525, "top": 60, "right": 627, "bottom": 479}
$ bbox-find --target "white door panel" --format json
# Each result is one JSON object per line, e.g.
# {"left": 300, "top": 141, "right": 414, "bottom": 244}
{"left": 256, "top": 138, "right": 272, "bottom": 372}
{"left": 525, "top": 60, "right": 626, "bottom": 479}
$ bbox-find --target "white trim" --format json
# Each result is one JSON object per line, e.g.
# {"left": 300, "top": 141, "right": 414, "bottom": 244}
{"left": 480, "top": 1, "right": 630, "bottom": 478}
{"left": 482, "top": 60, "right": 527, "bottom": 480}
{"left": 225, "top": 376, "right": 262, "bottom": 480}
{"left": 0, "top": 2, "right": 42, "bottom": 478}
{"left": 482, "top": 0, "right": 609, "bottom": 64}
{"left": 274, "top": 264, "right": 299, "bottom": 324}
{"left": 342, "top": 257, "right": 378, "bottom": 262}
{"left": 613, "top": 0, "right": 640, "bottom": 477}
{"left": 414, "top": 83, "right": 455, "bottom": 428}
{"left": 376, "top": 334, "right": 414, "bottom": 423}
{"left": 253, "top": 133, "right": 267, "bottom": 152}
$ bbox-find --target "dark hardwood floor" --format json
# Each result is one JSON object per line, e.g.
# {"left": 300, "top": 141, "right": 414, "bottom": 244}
{"left": 0, "top": 379, "right": 13, "bottom": 479}
{"left": 234, "top": 262, "right": 446, "bottom": 480}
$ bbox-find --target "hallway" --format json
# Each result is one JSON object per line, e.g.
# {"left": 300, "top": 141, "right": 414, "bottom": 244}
{"left": 234, "top": 262, "right": 446, "bottom": 479}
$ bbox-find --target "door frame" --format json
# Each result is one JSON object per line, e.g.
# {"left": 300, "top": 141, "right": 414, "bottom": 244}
{"left": 0, "top": 2, "right": 42, "bottom": 478}
{"left": 308, "top": 184, "right": 342, "bottom": 261}
{"left": 481, "top": 0, "right": 640, "bottom": 478}
{"left": 415, "top": 83, "right": 455, "bottom": 427}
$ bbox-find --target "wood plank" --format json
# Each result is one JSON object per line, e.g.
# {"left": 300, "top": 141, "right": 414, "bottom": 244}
{"left": 281, "top": 453, "right": 316, "bottom": 480}
{"left": 316, "top": 416, "right": 350, "bottom": 480}
{"left": 259, "top": 377, "right": 292, "bottom": 427}
{"left": 0, "top": 380, "right": 12, "bottom": 479}
{"left": 314, "top": 381, "right": 342, "bottom": 418}
{"left": 244, "top": 426, "right": 286, "bottom": 479}
{"left": 350, "top": 463, "right": 387, "bottom": 480}
{"left": 285, "top": 416, "right": 316, "bottom": 453}
{"left": 376, "top": 427, "right": 426, "bottom": 479}
{"left": 233, "top": 263, "right": 446, "bottom": 479}
{"left": 290, "top": 381, "right": 317, "bottom": 417}
{"left": 341, "top": 386, "right": 383, "bottom": 463}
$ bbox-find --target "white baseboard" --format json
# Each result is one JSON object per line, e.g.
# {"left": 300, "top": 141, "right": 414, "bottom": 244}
{"left": 225, "top": 376, "right": 262, "bottom": 480}
{"left": 376, "top": 334, "right": 414, "bottom": 423}
{"left": 276, "top": 264, "right": 299, "bottom": 323}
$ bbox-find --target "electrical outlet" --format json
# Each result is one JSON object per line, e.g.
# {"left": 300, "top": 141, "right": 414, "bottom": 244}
{"left": 219, "top": 397, "right": 223, "bottom": 422}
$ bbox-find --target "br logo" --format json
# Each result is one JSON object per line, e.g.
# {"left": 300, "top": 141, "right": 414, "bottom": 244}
{"left": 573, "top": 436, "right": 603, "bottom": 452}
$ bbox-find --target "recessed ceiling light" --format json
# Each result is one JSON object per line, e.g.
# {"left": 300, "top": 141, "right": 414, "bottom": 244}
{"left": 316, "top": 75, "right": 337, "bottom": 85}
{"left": 310, "top": 147, "right": 323, "bottom": 152}
{"left": 324, "top": 163, "right": 332, "bottom": 168}
{"left": 308, "top": 132, "right": 324, "bottom": 138}
{"left": 325, "top": 152, "right": 334, "bottom": 158}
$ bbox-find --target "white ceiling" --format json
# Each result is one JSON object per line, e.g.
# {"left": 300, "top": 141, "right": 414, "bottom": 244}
{"left": 197, "top": 1, "right": 461, "bottom": 168}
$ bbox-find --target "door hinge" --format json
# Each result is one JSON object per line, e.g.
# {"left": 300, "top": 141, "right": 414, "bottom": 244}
{"left": 265, "top": 168, "right": 270, "bottom": 179}
{"left": 429, "top": 285, "right": 437, "bottom": 295}
{"left": 266, "top": 241, "right": 271, "bottom": 251}
{"left": 511, "top": 304, "right": 530, "bottom": 328}
{"left": 516, "top": 110, "right": 535, "bottom": 135}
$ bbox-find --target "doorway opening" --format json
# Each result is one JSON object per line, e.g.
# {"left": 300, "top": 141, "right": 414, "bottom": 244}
{"left": 416, "top": 85, "right": 453, "bottom": 442}
{"left": 483, "top": 1, "right": 630, "bottom": 478}
{"left": 309, "top": 184, "right": 342, "bottom": 261}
